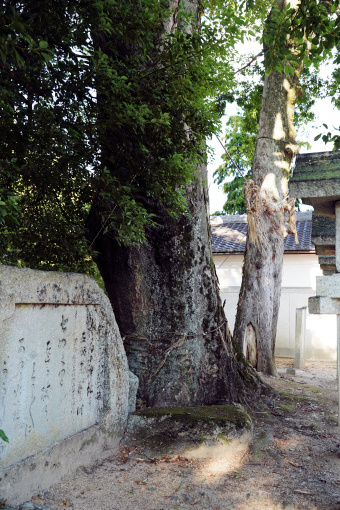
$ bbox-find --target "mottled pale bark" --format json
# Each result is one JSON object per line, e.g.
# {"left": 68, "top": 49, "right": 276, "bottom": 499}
{"left": 234, "top": 0, "right": 303, "bottom": 376}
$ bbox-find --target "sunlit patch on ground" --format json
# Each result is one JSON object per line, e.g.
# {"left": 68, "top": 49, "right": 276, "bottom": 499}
{"left": 191, "top": 434, "right": 251, "bottom": 479}
{"left": 36, "top": 359, "right": 339, "bottom": 510}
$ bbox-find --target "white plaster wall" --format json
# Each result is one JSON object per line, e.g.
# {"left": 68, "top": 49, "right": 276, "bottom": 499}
{"left": 281, "top": 253, "right": 323, "bottom": 289}
{"left": 214, "top": 253, "right": 337, "bottom": 360}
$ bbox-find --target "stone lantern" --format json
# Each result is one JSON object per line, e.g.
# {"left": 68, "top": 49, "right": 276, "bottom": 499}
{"left": 290, "top": 150, "right": 340, "bottom": 424}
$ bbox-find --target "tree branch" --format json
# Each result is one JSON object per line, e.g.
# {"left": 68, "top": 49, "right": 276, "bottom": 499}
{"left": 233, "top": 51, "right": 263, "bottom": 76}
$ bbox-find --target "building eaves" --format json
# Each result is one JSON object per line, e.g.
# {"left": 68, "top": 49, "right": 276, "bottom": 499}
{"left": 211, "top": 212, "right": 315, "bottom": 254}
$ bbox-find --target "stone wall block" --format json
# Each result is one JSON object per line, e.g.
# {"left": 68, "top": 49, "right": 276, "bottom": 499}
{"left": 0, "top": 265, "right": 137, "bottom": 505}
{"left": 316, "top": 274, "right": 340, "bottom": 298}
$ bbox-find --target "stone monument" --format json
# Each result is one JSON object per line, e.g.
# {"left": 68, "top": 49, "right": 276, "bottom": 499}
{"left": 290, "top": 150, "right": 340, "bottom": 424}
{"left": 0, "top": 265, "right": 138, "bottom": 505}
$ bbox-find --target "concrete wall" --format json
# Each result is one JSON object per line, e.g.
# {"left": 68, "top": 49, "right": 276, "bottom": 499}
{"left": 0, "top": 265, "right": 137, "bottom": 505}
{"left": 214, "top": 253, "right": 337, "bottom": 360}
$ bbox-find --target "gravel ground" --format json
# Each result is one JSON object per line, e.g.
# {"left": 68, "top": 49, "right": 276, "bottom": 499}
{"left": 11, "top": 358, "right": 340, "bottom": 510}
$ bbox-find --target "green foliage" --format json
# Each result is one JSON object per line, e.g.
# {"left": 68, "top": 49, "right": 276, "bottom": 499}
{"left": 0, "top": 0, "right": 96, "bottom": 270}
{"left": 213, "top": 114, "right": 255, "bottom": 213}
{"left": 0, "top": 429, "right": 9, "bottom": 443}
{"left": 0, "top": 0, "right": 246, "bottom": 272}
{"left": 262, "top": 0, "right": 340, "bottom": 75}
{"left": 213, "top": 62, "right": 325, "bottom": 214}
{"left": 1, "top": 0, "right": 339, "bottom": 270}
{"left": 314, "top": 51, "right": 340, "bottom": 149}
{"left": 315, "top": 127, "right": 340, "bottom": 150}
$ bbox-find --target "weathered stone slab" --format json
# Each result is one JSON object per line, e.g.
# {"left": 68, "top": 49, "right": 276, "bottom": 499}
{"left": 315, "top": 273, "right": 340, "bottom": 298}
{"left": 293, "top": 155, "right": 340, "bottom": 426}
{"left": 318, "top": 255, "right": 336, "bottom": 275}
{"left": 319, "top": 256, "right": 336, "bottom": 270}
{"left": 128, "top": 371, "right": 139, "bottom": 414}
{"left": 295, "top": 307, "right": 306, "bottom": 369}
{"left": 290, "top": 151, "right": 340, "bottom": 217}
{"left": 311, "top": 213, "right": 335, "bottom": 257}
{"left": 126, "top": 405, "right": 252, "bottom": 459}
{"left": 309, "top": 296, "right": 340, "bottom": 315}
{"left": 336, "top": 202, "right": 340, "bottom": 272}
{"left": 315, "top": 245, "right": 335, "bottom": 256}
{"left": 312, "top": 214, "right": 335, "bottom": 239}
{"left": 0, "top": 265, "right": 136, "bottom": 506}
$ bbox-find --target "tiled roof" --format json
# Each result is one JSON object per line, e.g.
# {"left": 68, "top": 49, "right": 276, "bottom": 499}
{"left": 211, "top": 212, "right": 314, "bottom": 254}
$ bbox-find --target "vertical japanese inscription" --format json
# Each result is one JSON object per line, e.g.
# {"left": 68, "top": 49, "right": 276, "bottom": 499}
{"left": 1, "top": 303, "right": 102, "bottom": 467}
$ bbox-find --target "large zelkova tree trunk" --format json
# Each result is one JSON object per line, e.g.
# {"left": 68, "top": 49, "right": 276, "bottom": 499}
{"left": 87, "top": 165, "right": 263, "bottom": 407}
{"left": 233, "top": 0, "right": 303, "bottom": 376}
{"left": 86, "top": 0, "right": 265, "bottom": 406}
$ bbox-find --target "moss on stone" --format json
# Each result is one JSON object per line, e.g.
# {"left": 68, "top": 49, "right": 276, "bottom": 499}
{"left": 134, "top": 404, "right": 252, "bottom": 431}
{"left": 128, "top": 404, "right": 252, "bottom": 456}
{"left": 112, "top": 355, "right": 122, "bottom": 379}
{"left": 216, "top": 433, "right": 231, "bottom": 444}
{"left": 312, "top": 214, "right": 335, "bottom": 237}
{"left": 293, "top": 173, "right": 340, "bottom": 181}
{"left": 291, "top": 151, "right": 340, "bottom": 182}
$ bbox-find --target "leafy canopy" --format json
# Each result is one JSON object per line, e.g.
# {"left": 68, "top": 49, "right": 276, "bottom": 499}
{"left": 2, "top": 0, "right": 340, "bottom": 268}
{"left": 0, "top": 0, "right": 251, "bottom": 271}
{"left": 213, "top": 0, "right": 340, "bottom": 214}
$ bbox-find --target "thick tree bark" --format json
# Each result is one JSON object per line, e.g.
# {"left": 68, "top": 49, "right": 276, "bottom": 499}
{"left": 87, "top": 165, "right": 264, "bottom": 407}
{"left": 233, "top": 0, "right": 303, "bottom": 376}
{"left": 86, "top": 0, "right": 265, "bottom": 406}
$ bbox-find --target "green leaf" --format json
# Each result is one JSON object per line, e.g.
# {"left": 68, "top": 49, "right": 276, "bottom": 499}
{"left": 0, "top": 430, "right": 9, "bottom": 443}
{"left": 39, "top": 40, "right": 48, "bottom": 49}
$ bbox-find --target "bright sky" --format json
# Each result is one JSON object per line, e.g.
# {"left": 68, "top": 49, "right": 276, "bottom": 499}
{"left": 207, "top": 54, "right": 340, "bottom": 215}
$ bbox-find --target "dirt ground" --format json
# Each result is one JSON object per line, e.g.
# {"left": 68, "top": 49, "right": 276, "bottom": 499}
{"left": 34, "top": 358, "right": 340, "bottom": 510}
